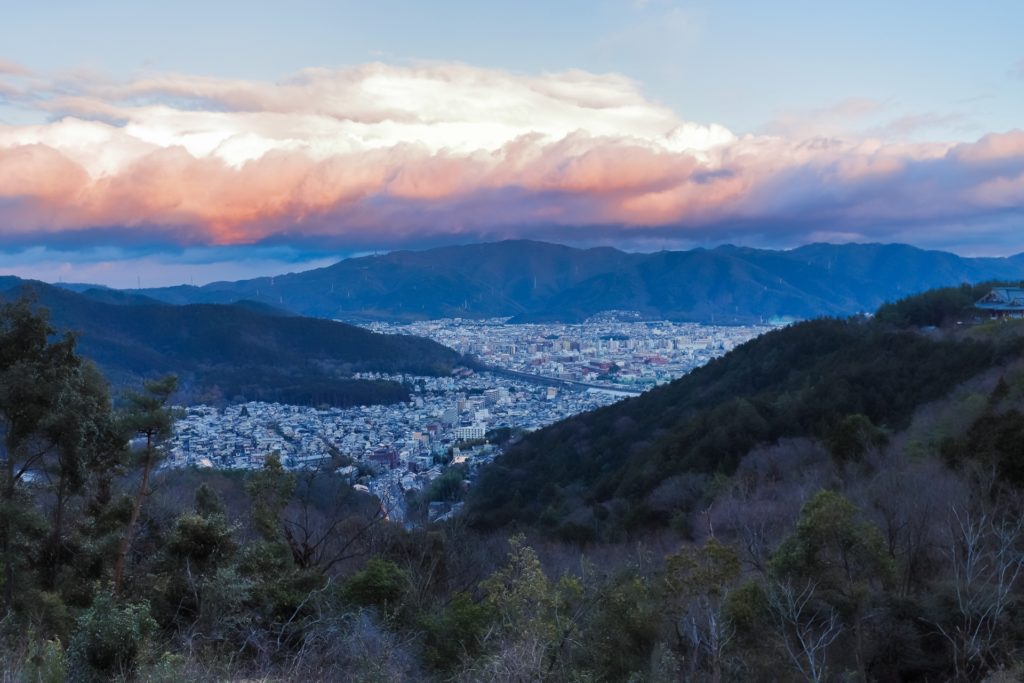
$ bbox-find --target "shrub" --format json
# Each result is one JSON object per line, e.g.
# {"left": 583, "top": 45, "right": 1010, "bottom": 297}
{"left": 343, "top": 558, "right": 408, "bottom": 610}
{"left": 24, "top": 637, "right": 67, "bottom": 683}
{"left": 68, "top": 592, "right": 156, "bottom": 682}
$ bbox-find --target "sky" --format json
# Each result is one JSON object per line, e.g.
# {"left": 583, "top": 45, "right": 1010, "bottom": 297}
{"left": 0, "top": 0, "right": 1022, "bottom": 287}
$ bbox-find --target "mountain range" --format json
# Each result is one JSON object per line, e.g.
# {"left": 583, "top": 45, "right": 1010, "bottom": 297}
{"left": 124, "top": 240, "right": 1024, "bottom": 324}
{"left": 0, "top": 277, "right": 463, "bottom": 406}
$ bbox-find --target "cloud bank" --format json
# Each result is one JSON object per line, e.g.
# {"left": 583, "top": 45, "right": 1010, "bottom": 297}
{"left": 0, "top": 62, "right": 1022, "bottom": 255}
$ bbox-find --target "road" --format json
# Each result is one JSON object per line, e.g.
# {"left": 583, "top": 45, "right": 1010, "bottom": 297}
{"left": 485, "top": 366, "right": 644, "bottom": 396}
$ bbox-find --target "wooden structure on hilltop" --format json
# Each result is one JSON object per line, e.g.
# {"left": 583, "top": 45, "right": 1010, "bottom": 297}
{"left": 976, "top": 287, "right": 1024, "bottom": 319}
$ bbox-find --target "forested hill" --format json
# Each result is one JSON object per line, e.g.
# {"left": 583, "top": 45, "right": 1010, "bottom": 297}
{"left": 131, "top": 240, "right": 1024, "bottom": 324}
{"left": 465, "top": 284, "right": 1024, "bottom": 537}
{"left": 0, "top": 278, "right": 463, "bottom": 406}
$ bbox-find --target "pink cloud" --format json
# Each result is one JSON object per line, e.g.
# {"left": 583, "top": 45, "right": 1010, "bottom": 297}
{"left": 0, "top": 60, "right": 30, "bottom": 76}
{"left": 0, "top": 63, "right": 1021, "bottom": 250}
{"left": 952, "top": 130, "right": 1024, "bottom": 164}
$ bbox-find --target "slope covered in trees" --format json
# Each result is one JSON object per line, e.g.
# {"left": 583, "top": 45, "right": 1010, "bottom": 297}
{"left": 465, "top": 295, "right": 1024, "bottom": 536}
{"left": 0, "top": 279, "right": 464, "bottom": 406}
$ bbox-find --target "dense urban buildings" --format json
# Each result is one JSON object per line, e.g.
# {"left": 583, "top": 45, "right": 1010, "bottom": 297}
{"left": 166, "top": 319, "right": 772, "bottom": 519}
{"left": 364, "top": 318, "right": 773, "bottom": 391}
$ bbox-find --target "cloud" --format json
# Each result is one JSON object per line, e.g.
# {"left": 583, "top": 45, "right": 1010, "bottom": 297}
{"left": 764, "top": 98, "right": 886, "bottom": 139}
{"left": 0, "top": 62, "right": 1021, "bottom": 257}
{"left": 0, "top": 60, "right": 30, "bottom": 77}
{"left": 867, "top": 112, "right": 971, "bottom": 139}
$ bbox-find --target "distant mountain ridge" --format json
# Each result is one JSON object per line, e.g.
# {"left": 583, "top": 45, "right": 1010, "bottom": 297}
{"left": 0, "top": 278, "right": 463, "bottom": 406}
{"left": 128, "top": 241, "right": 1024, "bottom": 324}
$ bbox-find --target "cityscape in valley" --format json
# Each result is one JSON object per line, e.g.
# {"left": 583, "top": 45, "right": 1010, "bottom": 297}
{"left": 167, "top": 319, "right": 773, "bottom": 521}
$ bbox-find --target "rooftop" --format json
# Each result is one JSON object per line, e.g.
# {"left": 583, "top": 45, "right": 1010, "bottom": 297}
{"left": 976, "top": 287, "right": 1024, "bottom": 312}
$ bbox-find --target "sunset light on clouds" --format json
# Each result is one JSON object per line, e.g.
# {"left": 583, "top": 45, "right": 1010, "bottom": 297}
{"left": 0, "top": 0, "right": 1022, "bottom": 285}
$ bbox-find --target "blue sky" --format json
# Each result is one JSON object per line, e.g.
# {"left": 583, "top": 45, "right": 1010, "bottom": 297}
{"left": 4, "top": 1, "right": 1020, "bottom": 136}
{"left": 0, "top": 1, "right": 1022, "bottom": 286}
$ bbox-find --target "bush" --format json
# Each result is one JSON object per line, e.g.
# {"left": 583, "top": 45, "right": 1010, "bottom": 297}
{"left": 68, "top": 592, "right": 156, "bottom": 682}
{"left": 418, "top": 592, "right": 493, "bottom": 671}
{"left": 139, "top": 652, "right": 187, "bottom": 683}
{"left": 343, "top": 558, "right": 409, "bottom": 610}
{"left": 24, "top": 637, "right": 67, "bottom": 683}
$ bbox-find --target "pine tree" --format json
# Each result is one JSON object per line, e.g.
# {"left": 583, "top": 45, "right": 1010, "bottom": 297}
{"left": 0, "top": 297, "right": 82, "bottom": 613}
{"left": 113, "top": 375, "right": 177, "bottom": 592}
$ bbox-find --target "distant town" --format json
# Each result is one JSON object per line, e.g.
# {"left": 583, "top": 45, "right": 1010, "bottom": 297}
{"left": 363, "top": 317, "right": 775, "bottom": 392}
{"left": 166, "top": 319, "right": 775, "bottom": 521}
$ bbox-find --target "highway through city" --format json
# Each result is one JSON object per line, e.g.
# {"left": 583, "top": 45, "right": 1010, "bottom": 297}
{"left": 485, "top": 366, "right": 644, "bottom": 396}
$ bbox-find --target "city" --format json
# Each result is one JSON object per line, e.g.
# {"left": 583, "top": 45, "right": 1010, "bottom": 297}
{"left": 166, "top": 319, "right": 774, "bottom": 521}
{"left": 363, "top": 317, "right": 776, "bottom": 392}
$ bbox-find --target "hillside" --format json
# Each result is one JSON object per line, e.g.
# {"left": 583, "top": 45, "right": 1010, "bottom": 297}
{"left": 465, "top": 286, "right": 1024, "bottom": 537}
{"left": 8, "top": 283, "right": 1024, "bottom": 682}
{"left": 1, "top": 279, "right": 463, "bottom": 406}
{"left": 131, "top": 240, "right": 1024, "bottom": 323}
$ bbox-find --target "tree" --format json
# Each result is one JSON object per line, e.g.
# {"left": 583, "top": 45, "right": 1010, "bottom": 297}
{"left": 933, "top": 509, "right": 1024, "bottom": 680}
{"left": 827, "top": 414, "right": 888, "bottom": 464}
{"left": 0, "top": 297, "right": 82, "bottom": 613}
{"left": 664, "top": 538, "right": 741, "bottom": 682}
{"left": 577, "top": 571, "right": 659, "bottom": 681}
{"left": 766, "top": 579, "right": 843, "bottom": 683}
{"left": 239, "top": 454, "right": 325, "bottom": 655}
{"left": 418, "top": 591, "right": 493, "bottom": 672}
{"left": 861, "top": 458, "right": 969, "bottom": 596}
{"left": 113, "top": 375, "right": 177, "bottom": 592}
{"left": 771, "top": 490, "right": 894, "bottom": 682}
{"left": 474, "top": 535, "right": 626, "bottom": 681}
{"left": 40, "top": 361, "right": 123, "bottom": 589}
{"left": 154, "top": 484, "right": 239, "bottom": 640}
{"left": 245, "top": 451, "right": 296, "bottom": 543}
{"left": 481, "top": 535, "right": 551, "bottom": 636}
{"left": 280, "top": 465, "right": 383, "bottom": 572}
{"left": 472, "top": 535, "right": 556, "bottom": 680}
{"left": 711, "top": 439, "right": 832, "bottom": 574}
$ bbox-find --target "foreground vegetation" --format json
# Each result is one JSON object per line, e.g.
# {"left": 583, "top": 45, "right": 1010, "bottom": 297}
{"left": 4, "top": 287, "right": 1024, "bottom": 681}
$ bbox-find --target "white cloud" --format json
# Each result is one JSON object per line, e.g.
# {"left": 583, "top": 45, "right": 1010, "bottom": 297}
{"left": 13, "top": 63, "right": 733, "bottom": 176}
{"left": 0, "top": 61, "right": 1019, "bottom": 252}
